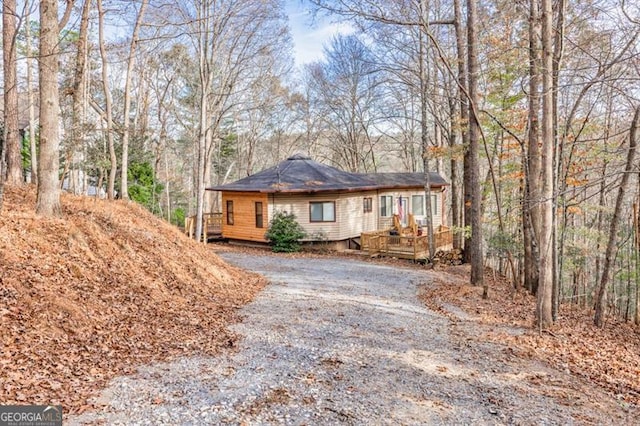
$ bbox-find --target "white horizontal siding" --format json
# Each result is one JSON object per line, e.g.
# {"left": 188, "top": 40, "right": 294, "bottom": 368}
{"left": 269, "top": 188, "right": 445, "bottom": 242}
{"left": 376, "top": 189, "right": 444, "bottom": 229}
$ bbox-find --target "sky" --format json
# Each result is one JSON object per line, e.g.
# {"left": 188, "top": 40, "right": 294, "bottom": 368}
{"left": 286, "top": 1, "right": 355, "bottom": 66}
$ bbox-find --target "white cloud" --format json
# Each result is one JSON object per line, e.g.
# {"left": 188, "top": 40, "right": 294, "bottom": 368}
{"left": 286, "top": 1, "right": 355, "bottom": 66}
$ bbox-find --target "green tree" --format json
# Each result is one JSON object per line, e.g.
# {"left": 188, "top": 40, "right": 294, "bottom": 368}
{"left": 128, "top": 161, "right": 163, "bottom": 214}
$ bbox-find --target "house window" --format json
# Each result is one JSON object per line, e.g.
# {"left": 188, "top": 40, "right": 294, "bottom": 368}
{"left": 255, "top": 201, "right": 264, "bottom": 228}
{"left": 310, "top": 201, "right": 335, "bottom": 222}
{"left": 226, "top": 200, "right": 234, "bottom": 225}
{"left": 412, "top": 195, "right": 424, "bottom": 216}
{"left": 255, "top": 202, "right": 263, "bottom": 228}
{"left": 363, "top": 197, "right": 373, "bottom": 213}
{"left": 380, "top": 195, "right": 393, "bottom": 217}
{"left": 410, "top": 194, "right": 438, "bottom": 217}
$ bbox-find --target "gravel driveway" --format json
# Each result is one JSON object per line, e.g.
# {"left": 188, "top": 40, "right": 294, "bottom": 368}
{"left": 69, "top": 252, "right": 629, "bottom": 425}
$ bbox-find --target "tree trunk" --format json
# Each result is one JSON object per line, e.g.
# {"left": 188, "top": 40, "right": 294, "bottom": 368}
{"left": 465, "top": 0, "right": 484, "bottom": 292}
{"left": 419, "top": 0, "right": 435, "bottom": 259}
{"left": 3, "top": 0, "right": 22, "bottom": 185}
{"left": 36, "top": 0, "right": 62, "bottom": 216}
{"left": 636, "top": 201, "right": 640, "bottom": 326}
{"left": 453, "top": 0, "right": 467, "bottom": 252}
{"left": 97, "top": 0, "right": 117, "bottom": 199}
{"left": 551, "top": 0, "right": 566, "bottom": 322}
{"left": 524, "top": 0, "right": 541, "bottom": 295}
{"left": 536, "top": 0, "right": 554, "bottom": 328}
{"left": 120, "top": 0, "right": 148, "bottom": 200}
{"left": 194, "top": 2, "right": 210, "bottom": 242}
{"left": 70, "top": 0, "right": 92, "bottom": 192}
{"left": 594, "top": 107, "right": 639, "bottom": 327}
{"left": 25, "top": 1, "right": 38, "bottom": 185}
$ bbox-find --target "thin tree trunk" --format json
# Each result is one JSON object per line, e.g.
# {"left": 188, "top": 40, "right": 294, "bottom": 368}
{"left": 36, "top": 0, "right": 62, "bottom": 216}
{"left": 70, "top": 0, "right": 92, "bottom": 191}
{"left": 3, "top": 0, "right": 22, "bottom": 185}
{"left": 551, "top": 0, "right": 566, "bottom": 322}
{"left": 594, "top": 160, "right": 608, "bottom": 306}
{"left": 120, "top": 0, "right": 148, "bottom": 200}
{"left": 419, "top": 0, "right": 435, "bottom": 259}
{"left": 453, "top": 0, "right": 467, "bottom": 252}
{"left": 97, "top": 0, "right": 117, "bottom": 200}
{"left": 25, "top": 2, "right": 38, "bottom": 185}
{"left": 194, "top": 2, "right": 210, "bottom": 242}
{"left": 525, "top": 0, "right": 541, "bottom": 295}
{"left": 594, "top": 107, "right": 639, "bottom": 327}
{"left": 536, "top": 0, "right": 554, "bottom": 328}
{"left": 636, "top": 200, "right": 640, "bottom": 326}
{"left": 465, "top": 0, "right": 485, "bottom": 293}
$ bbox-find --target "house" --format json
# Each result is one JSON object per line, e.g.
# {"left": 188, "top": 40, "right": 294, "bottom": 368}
{"left": 207, "top": 154, "right": 448, "bottom": 249}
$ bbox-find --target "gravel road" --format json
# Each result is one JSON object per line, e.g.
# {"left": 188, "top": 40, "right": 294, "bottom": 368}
{"left": 69, "top": 252, "right": 630, "bottom": 425}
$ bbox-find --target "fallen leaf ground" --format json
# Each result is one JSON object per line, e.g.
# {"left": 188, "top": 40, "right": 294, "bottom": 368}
{"left": 420, "top": 264, "right": 640, "bottom": 409}
{"left": 0, "top": 185, "right": 265, "bottom": 414}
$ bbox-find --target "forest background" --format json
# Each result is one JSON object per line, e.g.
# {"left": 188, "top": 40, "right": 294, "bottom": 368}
{"left": 1, "top": 0, "right": 639, "bottom": 329}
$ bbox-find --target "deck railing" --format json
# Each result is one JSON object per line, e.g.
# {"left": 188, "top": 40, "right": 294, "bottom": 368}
{"left": 361, "top": 226, "right": 453, "bottom": 260}
{"left": 185, "top": 212, "right": 223, "bottom": 242}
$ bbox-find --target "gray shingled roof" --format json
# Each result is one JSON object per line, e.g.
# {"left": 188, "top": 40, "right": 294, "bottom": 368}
{"left": 208, "top": 154, "right": 448, "bottom": 193}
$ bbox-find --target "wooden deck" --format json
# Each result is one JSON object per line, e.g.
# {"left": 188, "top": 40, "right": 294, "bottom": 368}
{"left": 361, "top": 226, "right": 453, "bottom": 260}
{"left": 185, "top": 213, "right": 223, "bottom": 242}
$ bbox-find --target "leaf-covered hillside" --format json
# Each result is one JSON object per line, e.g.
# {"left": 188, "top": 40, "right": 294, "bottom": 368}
{"left": 0, "top": 185, "right": 265, "bottom": 414}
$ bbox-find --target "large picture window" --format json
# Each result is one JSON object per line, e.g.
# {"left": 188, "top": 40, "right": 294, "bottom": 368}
{"left": 380, "top": 195, "right": 393, "bottom": 217}
{"left": 255, "top": 202, "right": 263, "bottom": 228}
{"left": 226, "top": 200, "right": 234, "bottom": 225}
{"left": 310, "top": 201, "right": 335, "bottom": 222}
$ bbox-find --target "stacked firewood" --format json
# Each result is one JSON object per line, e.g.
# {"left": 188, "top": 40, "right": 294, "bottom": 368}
{"left": 432, "top": 249, "right": 464, "bottom": 266}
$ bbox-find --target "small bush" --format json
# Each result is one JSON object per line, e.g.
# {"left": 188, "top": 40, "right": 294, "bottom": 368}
{"left": 172, "top": 208, "right": 186, "bottom": 227}
{"left": 265, "top": 211, "right": 306, "bottom": 253}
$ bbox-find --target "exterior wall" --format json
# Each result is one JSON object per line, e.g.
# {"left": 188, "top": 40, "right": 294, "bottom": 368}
{"left": 221, "top": 192, "right": 269, "bottom": 242}
{"left": 376, "top": 188, "right": 444, "bottom": 230}
{"left": 220, "top": 187, "right": 446, "bottom": 243}
{"left": 271, "top": 191, "right": 377, "bottom": 241}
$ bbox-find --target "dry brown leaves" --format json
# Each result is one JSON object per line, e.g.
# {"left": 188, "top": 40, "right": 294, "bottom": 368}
{"left": 420, "top": 265, "right": 640, "bottom": 408}
{"left": 0, "top": 185, "right": 266, "bottom": 414}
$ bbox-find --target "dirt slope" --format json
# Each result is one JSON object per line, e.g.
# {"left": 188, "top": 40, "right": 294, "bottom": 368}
{"left": 0, "top": 185, "right": 265, "bottom": 413}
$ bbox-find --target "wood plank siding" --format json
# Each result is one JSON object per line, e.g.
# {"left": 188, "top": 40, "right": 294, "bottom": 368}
{"left": 221, "top": 192, "right": 269, "bottom": 242}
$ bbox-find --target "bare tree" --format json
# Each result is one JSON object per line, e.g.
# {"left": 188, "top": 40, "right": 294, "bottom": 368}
{"left": 158, "top": 0, "right": 290, "bottom": 241}
{"left": 36, "top": 0, "right": 62, "bottom": 216}
{"left": 594, "top": 106, "right": 639, "bottom": 327}
{"left": 536, "top": 0, "right": 554, "bottom": 328}
{"left": 523, "top": 0, "right": 541, "bottom": 294}
{"left": 451, "top": 0, "right": 467, "bottom": 251}
{"left": 307, "top": 35, "right": 382, "bottom": 172}
{"left": 120, "top": 0, "right": 149, "bottom": 200}
{"left": 68, "top": 0, "right": 92, "bottom": 194}
{"left": 464, "top": 0, "right": 484, "bottom": 291}
{"left": 3, "top": 0, "right": 22, "bottom": 185}
{"left": 25, "top": 0, "right": 38, "bottom": 185}
{"left": 97, "top": 0, "right": 117, "bottom": 200}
